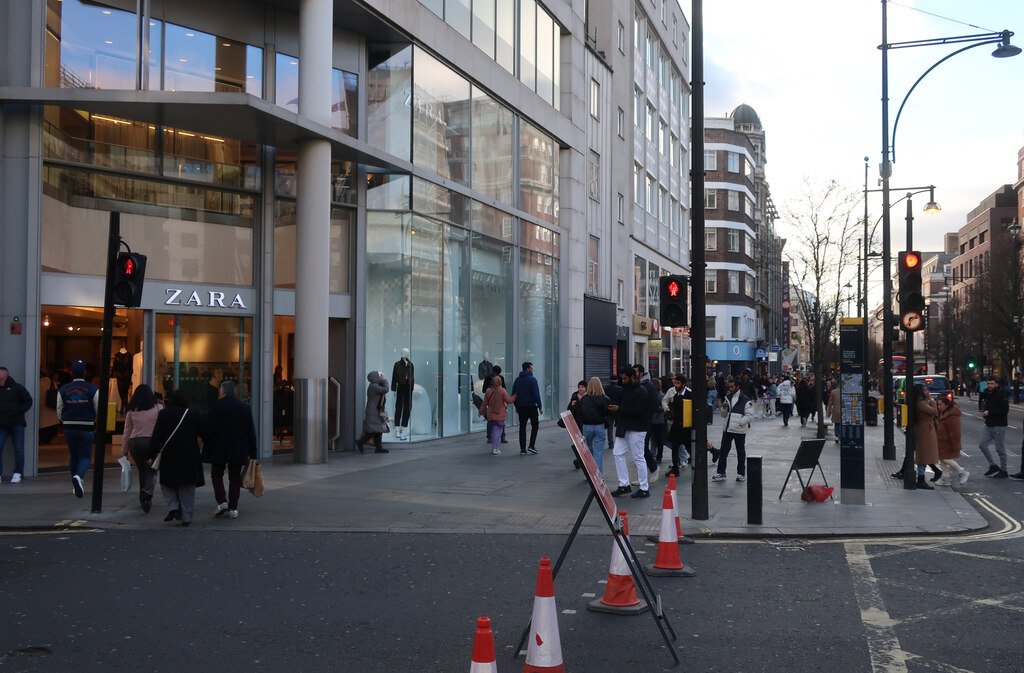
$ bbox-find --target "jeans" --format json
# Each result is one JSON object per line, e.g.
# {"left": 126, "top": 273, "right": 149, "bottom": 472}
{"left": 0, "top": 425, "right": 26, "bottom": 475}
{"left": 613, "top": 431, "right": 648, "bottom": 490}
{"left": 716, "top": 431, "right": 747, "bottom": 476}
{"left": 979, "top": 425, "right": 1007, "bottom": 471}
{"left": 517, "top": 406, "right": 540, "bottom": 451}
{"left": 64, "top": 427, "right": 93, "bottom": 479}
{"left": 779, "top": 402, "right": 793, "bottom": 425}
{"left": 211, "top": 462, "right": 244, "bottom": 509}
{"left": 582, "top": 423, "right": 606, "bottom": 473}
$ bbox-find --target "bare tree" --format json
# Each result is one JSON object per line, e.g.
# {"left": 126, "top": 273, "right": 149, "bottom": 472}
{"left": 784, "top": 178, "right": 861, "bottom": 439}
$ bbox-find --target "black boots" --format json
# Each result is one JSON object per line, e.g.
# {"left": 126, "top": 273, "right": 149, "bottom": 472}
{"left": 930, "top": 465, "right": 943, "bottom": 482}
{"left": 916, "top": 475, "right": 934, "bottom": 490}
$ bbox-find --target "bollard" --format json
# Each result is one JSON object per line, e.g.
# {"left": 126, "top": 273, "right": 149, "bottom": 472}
{"left": 747, "top": 456, "right": 762, "bottom": 525}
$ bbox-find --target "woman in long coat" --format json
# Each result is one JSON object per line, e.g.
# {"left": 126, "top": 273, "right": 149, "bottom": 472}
{"left": 357, "top": 371, "right": 389, "bottom": 454}
{"left": 936, "top": 395, "right": 969, "bottom": 485}
{"left": 795, "top": 379, "right": 815, "bottom": 426}
{"left": 913, "top": 384, "right": 939, "bottom": 490}
{"left": 151, "top": 389, "right": 205, "bottom": 526}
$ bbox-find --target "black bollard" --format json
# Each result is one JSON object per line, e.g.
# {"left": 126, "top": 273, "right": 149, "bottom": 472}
{"left": 747, "top": 456, "right": 763, "bottom": 525}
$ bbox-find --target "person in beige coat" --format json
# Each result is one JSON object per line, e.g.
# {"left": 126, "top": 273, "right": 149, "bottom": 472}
{"left": 913, "top": 384, "right": 939, "bottom": 490}
{"left": 936, "top": 396, "right": 969, "bottom": 485}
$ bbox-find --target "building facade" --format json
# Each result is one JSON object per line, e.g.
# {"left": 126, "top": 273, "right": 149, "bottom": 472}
{"left": 0, "top": 0, "right": 610, "bottom": 475}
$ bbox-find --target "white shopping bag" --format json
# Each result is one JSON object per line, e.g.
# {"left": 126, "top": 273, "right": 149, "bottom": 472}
{"left": 118, "top": 456, "right": 132, "bottom": 492}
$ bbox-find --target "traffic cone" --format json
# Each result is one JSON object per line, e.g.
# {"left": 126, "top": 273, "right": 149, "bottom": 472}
{"left": 523, "top": 558, "right": 565, "bottom": 673}
{"left": 470, "top": 617, "right": 498, "bottom": 673}
{"left": 645, "top": 487, "right": 697, "bottom": 577}
{"left": 587, "top": 511, "right": 648, "bottom": 615}
{"left": 667, "top": 474, "right": 695, "bottom": 545}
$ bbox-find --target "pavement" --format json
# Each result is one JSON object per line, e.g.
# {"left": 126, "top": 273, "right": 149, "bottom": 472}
{"left": 0, "top": 406, "right": 990, "bottom": 538}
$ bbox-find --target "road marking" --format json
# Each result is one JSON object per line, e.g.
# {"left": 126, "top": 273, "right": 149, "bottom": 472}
{"left": 845, "top": 542, "right": 908, "bottom": 673}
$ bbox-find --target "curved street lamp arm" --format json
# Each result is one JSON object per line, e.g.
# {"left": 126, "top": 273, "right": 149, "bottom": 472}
{"left": 891, "top": 39, "right": 1000, "bottom": 163}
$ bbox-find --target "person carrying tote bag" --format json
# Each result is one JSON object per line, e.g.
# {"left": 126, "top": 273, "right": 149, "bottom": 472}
{"left": 150, "top": 390, "right": 204, "bottom": 526}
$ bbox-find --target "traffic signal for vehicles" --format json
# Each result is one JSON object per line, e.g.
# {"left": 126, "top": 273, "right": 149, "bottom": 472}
{"left": 966, "top": 356, "right": 976, "bottom": 370}
{"left": 112, "top": 252, "right": 147, "bottom": 307}
{"left": 898, "top": 251, "right": 925, "bottom": 331}
{"left": 659, "top": 275, "right": 688, "bottom": 327}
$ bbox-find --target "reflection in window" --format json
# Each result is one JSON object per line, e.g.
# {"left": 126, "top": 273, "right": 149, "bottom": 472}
{"left": 412, "top": 48, "right": 471, "bottom": 187}
{"left": 520, "top": 248, "right": 558, "bottom": 417}
{"left": 274, "top": 201, "right": 351, "bottom": 292}
{"left": 42, "top": 165, "right": 253, "bottom": 285}
{"left": 471, "top": 88, "right": 514, "bottom": 205}
{"left": 45, "top": 0, "right": 136, "bottom": 89}
{"left": 367, "top": 45, "right": 413, "bottom": 162}
{"left": 275, "top": 54, "right": 360, "bottom": 138}
{"left": 163, "top": 23, "right": 262, "bottom": 94}
{"left": 520, "top": 120, "right": 558, "bottom": 225}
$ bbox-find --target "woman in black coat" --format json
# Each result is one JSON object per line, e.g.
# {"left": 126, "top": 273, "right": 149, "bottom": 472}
{"left": 151, "top": 390, "right": 205, "bottom": 526}
{"left": 795, "top": 379, "right": 815, "bottom": 427}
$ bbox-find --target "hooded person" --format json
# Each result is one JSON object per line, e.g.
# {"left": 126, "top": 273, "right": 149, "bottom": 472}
{"left": 357, "top": 370, "right": 390, "bottom": 454}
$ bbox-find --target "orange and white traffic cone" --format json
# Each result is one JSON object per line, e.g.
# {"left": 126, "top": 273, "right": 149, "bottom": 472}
{"left": 587, "top": 510, "right": 648, "bottom": 615}
{"left": 470, "top": 617, "right": 498, "bottom": 673}
{"left": 667, "top": 474, "right": 695, "bottom": 545}
{"left": 523, "top": 558, "right": 565, "bottom": 673}
{"left": 645, "top": 487, "right": 697, "bottom": 577}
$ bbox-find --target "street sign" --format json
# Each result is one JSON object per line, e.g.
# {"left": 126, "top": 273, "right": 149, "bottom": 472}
{"left": 900, "top": 311, "right": 922, "bottom": 331}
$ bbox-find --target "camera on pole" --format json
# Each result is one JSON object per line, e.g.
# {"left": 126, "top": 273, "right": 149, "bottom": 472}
{"left": 112, "top": 252, "right": 147, "bottom": 307}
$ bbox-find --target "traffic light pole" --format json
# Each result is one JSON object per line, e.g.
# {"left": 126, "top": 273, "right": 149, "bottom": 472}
{"left": 91, "top": 212, "right": 120, "bottom": 512}
{"left": 902, "top": 198, "right": 917, "bottom": 490}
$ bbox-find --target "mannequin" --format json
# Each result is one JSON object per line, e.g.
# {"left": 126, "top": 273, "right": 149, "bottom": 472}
{"left": 131, "top": 341, "right": 144, "bottom": 396}
{"left": 478, "top": 353, "right": 493, "bottom": 382}
{"left": 391, "top": 348, "right": 414, "bottom": 440}
{"left": 112, "top": 345, "right": 132, "bottom": 412}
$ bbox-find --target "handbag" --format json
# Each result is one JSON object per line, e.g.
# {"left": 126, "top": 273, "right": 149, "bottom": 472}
{"left": 243, "top": 459, "right": 264, "bottom": 497}
{"left": 377, "top": 395, "right": 390, "bottom": 433}
{"left": 151, "top": 409, "right": 188, "bottom": 470}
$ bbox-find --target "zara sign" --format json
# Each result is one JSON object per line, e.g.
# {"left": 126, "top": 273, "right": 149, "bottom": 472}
{"left": 164, "top": 288, "right": 247, "bottom": 309}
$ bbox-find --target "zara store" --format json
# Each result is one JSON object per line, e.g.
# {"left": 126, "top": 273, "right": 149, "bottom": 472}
{"left": 0, "top": 0, "right": 566, "bottom": 476}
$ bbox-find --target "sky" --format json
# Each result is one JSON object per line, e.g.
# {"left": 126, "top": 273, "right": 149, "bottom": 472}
{"left": 702, "top": 0, "right": 1024, "bottom": 298}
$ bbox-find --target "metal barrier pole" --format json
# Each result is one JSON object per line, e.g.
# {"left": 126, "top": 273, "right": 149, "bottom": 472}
{"left": 747, "top": 456, "right": 763, "bottom": 525}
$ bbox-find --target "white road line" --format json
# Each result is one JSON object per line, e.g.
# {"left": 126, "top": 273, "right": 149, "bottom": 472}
{"left": 846, "top": 542, "right": 909, "bottom": 673}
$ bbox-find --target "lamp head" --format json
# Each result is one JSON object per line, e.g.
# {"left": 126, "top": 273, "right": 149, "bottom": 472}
{"left": 923, "top": 186, "right": 940, "bottom": 214}
{"left": 1007, "top": 219, "right": 1021, "bottom": 237}
{"left": 993, "top": 30, "right": 1022, "bottom": 58}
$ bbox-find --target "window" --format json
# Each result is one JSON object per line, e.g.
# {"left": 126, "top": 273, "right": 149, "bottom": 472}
{"left": 705, "top": 229, "right": 717, "bottom": 250}
{"left": 634, "top": 10, "right": 643, "bottom": 51}
{"left": 731, "top": 316, "right": 740, "bottom": 338}
{"left": 745, "top": 234, "right": 755, "bottom": 258}
{"left": 617, "top": 193, "right": 624, "bottom": 223}
{"left": 670, "top": 134, "right": 678, "bottom": 167}
{"left": 745, "top": 273, "right": 755, "bottom": 298}
{"left": 744, "top": 196, "right": 754, "bottom": 218}
{"left": 659, "top": 119, "right": 667, "bottom": 156}
{"left": 587, "top": 236, "right": 600, "bottom": 295}
{"left": 671, "top": 197, "right": 679, "bottom": 233}
{"left": 706, "top": 316, "right": 716, "bottom": 338}
{"left": 659, "top": 187, "right": 668, "bottom": 222}
{"left": 704, "top": 188, "right": 716, "bottom": 209}
{"left": 661, "top": 0, "right": 667, "bottom": 24}
{"left": 727, "top": 190, "right": 740, "bottom": 211}
{"left": 590, "top": 79, "right": 600, "bottom": 118}
{"left": 727, "top": 152, "right": 740, "bottom": 172}
{"left": 979, "top": 231, "right": 986, "bottom": 244}
{"left": 706, "top": 271, "right": 717, "bottom": 293}
{"left": 634, "top": 164, "right": 644, "bottom": 207}
{"left": 647, "top": 174, "right": 657, "bottom": 213}
{"left": 617, "top": 22, "right": 625, "bottom": 53}
{"left": 617, "top": 279, "right": 624, "bottom": 309}
{"left": 646, "top": 103, "right": 656, "bottom": 142}
{"left": 728, "top": 270, "right": 740, "bottom": 293}
{"left": 634, "top": 88, "right": 644, "bottom": 130}
{"left": 704, "top": 150, "right": 717, "bottom": 170}
{"left": 727, "top": 230, "right": 740, "bottom": 252}
{"left": 617, "top": 107, "right": 624, "bottom": 138}
{"left": 588, "top": 151, "right": 600, "bottom": 201}
{"left": 672, "top": 16, "right": 678, "bottom": 44}
{"left": 634, "top": 256, "right": 647, "bottom": 315}
{"left": 744, "top": 157, "right": 753, "bottom": 177}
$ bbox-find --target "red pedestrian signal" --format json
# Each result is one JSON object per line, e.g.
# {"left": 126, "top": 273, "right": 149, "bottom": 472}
{"left": 659, "top": 275, "right": 689, "bottom": 328}
{"left": 112, "top": 252, "right": 147, "bottom": 307}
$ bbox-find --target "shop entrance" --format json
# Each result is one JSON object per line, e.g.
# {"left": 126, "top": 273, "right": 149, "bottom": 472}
{"left": 38, "top": 305, "right": 251, "bottom": 471}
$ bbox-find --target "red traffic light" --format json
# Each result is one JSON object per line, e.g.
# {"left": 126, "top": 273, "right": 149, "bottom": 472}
{"left": 667, "top": 280, "right": 681, "bottom": 298}
{"left": 903, "top": 252, "right": 920, "bottom": 269}
{"left": 122, "top": 257, "right": 136, "bottom": 275}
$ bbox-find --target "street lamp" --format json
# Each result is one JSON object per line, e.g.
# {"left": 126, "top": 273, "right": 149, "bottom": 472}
{"left": 877, "top": 4, "right": 1018, "bottom": 475}
{"left": 1005, "top": 218, "right": 1022, "bottom": 402}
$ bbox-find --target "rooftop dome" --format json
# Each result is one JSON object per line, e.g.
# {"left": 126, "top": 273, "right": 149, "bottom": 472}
{"left": 730, "top": 104, "right": 761, "bottom": 127}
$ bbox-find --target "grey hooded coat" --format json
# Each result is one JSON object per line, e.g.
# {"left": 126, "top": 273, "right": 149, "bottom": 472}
{"left": 363, "top": 371, "right": 390, "bottom": 433}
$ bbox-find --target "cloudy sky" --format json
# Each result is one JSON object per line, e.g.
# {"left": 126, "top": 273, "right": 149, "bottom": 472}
{"left": 703, "top": 0, "right": 1024, "bottom": 289}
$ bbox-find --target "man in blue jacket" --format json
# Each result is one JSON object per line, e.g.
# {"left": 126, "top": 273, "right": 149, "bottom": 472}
{"left": 57, "top": 360, "right": 98, "bottom": 498}
{"left": 511, "top": 362, "right": 543, "bottom": 454}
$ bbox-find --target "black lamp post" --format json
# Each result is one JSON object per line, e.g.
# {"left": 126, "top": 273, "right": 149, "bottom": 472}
{"left": 877, "top": 2, "right": 1019, "bottom": 463}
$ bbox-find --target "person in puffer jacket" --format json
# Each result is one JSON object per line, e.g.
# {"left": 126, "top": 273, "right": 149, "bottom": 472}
{"left": 712, "top": 378, "right": 754, "bottom": 483}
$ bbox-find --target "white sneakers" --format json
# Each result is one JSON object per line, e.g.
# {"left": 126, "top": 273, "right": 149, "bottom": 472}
{"left": 11, "top": 473, "right": 21, "bottom": 483}
{"left": 215, "top": 502, "right": 229, "bottom": 517}
{"left": 227, "top": 509, "right": 239, "bottom": 518}
{"left": 959, "top": 471, "right": 970, "bottom": 485}
{"left": 72, "top": 474, "right": 84, "bottom": 498}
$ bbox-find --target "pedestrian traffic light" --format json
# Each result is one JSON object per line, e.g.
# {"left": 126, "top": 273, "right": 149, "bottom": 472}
{"left": 898, "top": 251, "right": 925, "bottom": 331}
{"left": 112, "top": 252, "right": 147, "bottom": 307}
{"left": 966, "top": 355, "right": 976, "bottom": 370}
{"left": 659, "top": 275, "right": 688, "bottom": 327}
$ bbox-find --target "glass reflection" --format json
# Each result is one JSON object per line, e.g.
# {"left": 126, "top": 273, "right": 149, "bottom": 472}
{"left": 519, "top": 249, "right": 558, "bottom": 417}
{"left": 471, "top": 88, "right": 513, "bottom": 205}
{"left": 519, "top": 120, "right": 557, "bottom": 225}
{"left": 163, "top": 22, "right": 262, "bottom": 94}
{"left": 412, "top": 48, "right": 470, "bottom": 187}
{"left": 275, "top": 53, "right": 360, "bottom": 138}
{"left": 274, "top": 201, "right": 351, "bottom": 292}
{"left": 367, "top": 45, "right": 412, "bottom": 162}
{"left": 45, "top": 0, "right": 136, "bottom": 89}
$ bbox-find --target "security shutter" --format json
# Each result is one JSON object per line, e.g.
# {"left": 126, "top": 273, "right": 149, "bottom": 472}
{"left": 584, "top": 345, "right": 612, "bottom": 384}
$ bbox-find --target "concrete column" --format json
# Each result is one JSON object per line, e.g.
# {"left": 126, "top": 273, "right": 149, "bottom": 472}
{"left": 293, "top": 0, "right": 332, "bottom": 463}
